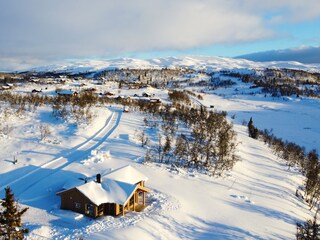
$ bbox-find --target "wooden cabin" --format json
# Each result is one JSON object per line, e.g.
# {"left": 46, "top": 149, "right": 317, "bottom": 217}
{"left": 57, "top": 165, "right": 150, "bottom": 218}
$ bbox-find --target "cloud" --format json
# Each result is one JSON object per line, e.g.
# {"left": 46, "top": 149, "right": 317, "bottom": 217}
{"left": 239, "top": 0, "right": 320, "bottom": 22}
{"left": 0, "top": 0, "right": 319, "bottom": 70}
{"left": 0, "top": 1, "right": 270, "bottom": 66}
{"left": 236, "top": 46, "right": 320, "bottom": 63}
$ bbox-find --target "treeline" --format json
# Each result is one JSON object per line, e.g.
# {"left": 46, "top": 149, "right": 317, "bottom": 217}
{"left": 0, "top": 91, "right": 51, "bottom": 112}
{"left": 247, "top": 119, "right": 320, "bottom": 209}
{"left": 0, "top": 91, "right": 104, "bottom": 124}
{"left": 241, "top": 75, "right": 320, "bottom": 98}
{"left": 247, "top": 119, "right": 320, "bottom": 239}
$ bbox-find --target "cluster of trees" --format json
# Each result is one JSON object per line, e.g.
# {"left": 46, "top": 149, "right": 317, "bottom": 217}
{"left": 0, "top": 91, "right": 50, "bottom": 113}
{"left": 94, "top": 67, "right": 193, "bottom": 89}
{"left": 168, "top": 90, "right": 191, "bottom": 104}
{"left": 142, "top": 103, "right": 238, "bottom": 175}
{"left": 0, "top": 91, "right": 102, "bottom": 125}
{"left": 241, "top": 73, "right": 320, "bottom": 98}
{"left": 51, "top": 92, "right": 98, "bottom": 124}
{"left": 210, "top": 78, "right": 236, "bottom": 90}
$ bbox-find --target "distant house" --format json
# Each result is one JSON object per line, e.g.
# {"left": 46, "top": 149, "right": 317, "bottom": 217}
{"left": 142, "top": 92, "right": 151, "bottom": 98}
{"left": 150, "top": 98, "right": 162, "bottom": 104}
{"left": 56, "top": 89, "right": 78, "bottom": 96}
{"left": 31, "top": 89, "right": 42, "bottom": 93}
{"left": 116, "top": 95, "right": 132, "bottom": 103}
{"left": 0, "top": 86, "right": 11, "bottom": 90}
{"left": 105, "top": 91, "right": 115, "bottom": 96}
{"left": 0, "top": 83, "right": 14, "bottom": 90}
{"left": 123, "top": 106, "right": 130, "bottom": 112}
{"left": 83, "top": 87, "right": 97, "bottom": 92}
{"left": 56, "top": 165, "right": 150, "bottom": 218}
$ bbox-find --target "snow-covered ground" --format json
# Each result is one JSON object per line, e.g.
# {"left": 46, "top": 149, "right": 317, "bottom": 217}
{"left": 2, "top": 109, "right": 308, "bottom": 240}
{"left": 1, "top": 58, "right": 320, "bottom": 239}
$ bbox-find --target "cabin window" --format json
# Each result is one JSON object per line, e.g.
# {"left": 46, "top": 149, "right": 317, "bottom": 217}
{"left": 130, "top": 196, "right": 134, "bottom": 206}
{"left": 85, "top": 203, "right": 95, "bottom": 216}
{"left": 75, "top": 202, "right": 81, "bottom": 209}
{"left": 138, "top": 191, "right": 144, "bottom": 204}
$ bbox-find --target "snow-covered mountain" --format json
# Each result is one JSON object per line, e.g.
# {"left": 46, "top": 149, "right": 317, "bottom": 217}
{"left": 236, "top": 46, "right": 320, "bottom": 64}
{"left": 30, "top": 56, "right": 320, "bottom": 74}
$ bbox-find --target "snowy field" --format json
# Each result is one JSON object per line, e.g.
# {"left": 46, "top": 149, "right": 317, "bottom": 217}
{"left": 1, "top": 57, "right": 320, "bottom": 239}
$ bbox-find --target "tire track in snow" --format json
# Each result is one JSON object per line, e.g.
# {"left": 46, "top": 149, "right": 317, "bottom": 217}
{"left": 0, "top": 108, "right": 122, "bottom": 196}
{"left": 190, "top": 96, "right": 204, "bottom": 107}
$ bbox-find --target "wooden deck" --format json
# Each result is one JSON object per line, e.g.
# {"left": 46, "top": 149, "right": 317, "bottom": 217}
{"left": 134, "top": 204, "right": 147, "bottom": 212}
{"left": 123, "top": 204, "right": 146, "bottom": 215}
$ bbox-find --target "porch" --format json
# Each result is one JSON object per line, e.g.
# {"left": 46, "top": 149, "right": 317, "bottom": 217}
{"left": 121, "top": 187, "right": 149, "bottom": 216}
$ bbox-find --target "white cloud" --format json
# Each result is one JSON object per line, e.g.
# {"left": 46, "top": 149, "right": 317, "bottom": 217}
{"left": 0, "top": 1, "right": 271, "bottom": 61}
{"left": 241, "top": 0, "right": 320, "bottom": 22}
{"left": 0, "top": 0, "right": 319, "bottom": 70}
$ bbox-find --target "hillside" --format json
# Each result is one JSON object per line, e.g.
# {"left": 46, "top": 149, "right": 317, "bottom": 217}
{"left": 0, "top": 58, "right": 319, "bottom": 239}
{"left": 30, "top": 56, "right": 320, "bottom": 74}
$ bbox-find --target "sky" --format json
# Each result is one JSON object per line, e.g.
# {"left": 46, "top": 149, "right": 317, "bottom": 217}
{"left": 0, "top": 0, "right": 320, "bottom": 71}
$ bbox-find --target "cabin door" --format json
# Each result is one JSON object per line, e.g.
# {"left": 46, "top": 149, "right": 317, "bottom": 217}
{"left": 85, "top": 203, "right": 95, "bottom": 217}
{"left": 104, "top": 203, "right": 115, "bottom": 216}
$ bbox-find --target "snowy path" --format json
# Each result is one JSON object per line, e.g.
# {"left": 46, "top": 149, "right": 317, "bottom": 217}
{"left": 190, "top": 96, "right": 203, "bottom": 107}
{"left": 0, "top": 108, "right": 122, "bottom": 199}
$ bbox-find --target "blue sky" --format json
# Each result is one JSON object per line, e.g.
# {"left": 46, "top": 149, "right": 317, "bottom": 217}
{"left": 132, "top": 17, "right": 320, "bottom": 59}
{"left": 0, "top": 0, "right": 320, "bottom": 70}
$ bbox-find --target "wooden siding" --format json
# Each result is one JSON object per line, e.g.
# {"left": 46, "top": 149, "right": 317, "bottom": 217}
{"left": 58, "top": 188, "right": 98, "bottom": 218}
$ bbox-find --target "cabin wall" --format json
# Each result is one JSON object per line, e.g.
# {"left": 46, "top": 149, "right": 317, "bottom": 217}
{"left": 59, "top": 189, "right": 97, "bottom": 218}
{"left": 115, "top": 204, "right": 121, "bottom": 215}
{"left": 103, "top": 203, "right": 116, "bottom": 216}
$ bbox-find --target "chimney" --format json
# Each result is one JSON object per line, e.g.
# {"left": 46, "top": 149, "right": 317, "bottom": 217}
{"left": 96, "top": 174, "right": 101, "bottom": 183}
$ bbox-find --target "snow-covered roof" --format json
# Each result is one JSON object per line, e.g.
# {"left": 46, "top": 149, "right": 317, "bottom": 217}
{"left": 76, "top": 179, "right": 137, "bottom": 206}
{"left": 58, "top": 89, "right": 76, "bottom": 95}
{"left": 104, "top": 165, "right": 148, "bottom": 185}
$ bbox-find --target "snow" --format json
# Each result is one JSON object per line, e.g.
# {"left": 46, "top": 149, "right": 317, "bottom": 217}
{"left": 31, "top": 56, "right": 320, "bottom": 74}
{"left": 73, "top": 179, "right": 137, "bottom": 206}
{"left": 0, "top": 59, "right": 319, "bottom": 239}
{"left": 103, "top": 165, "right": 148, "bottom": 185}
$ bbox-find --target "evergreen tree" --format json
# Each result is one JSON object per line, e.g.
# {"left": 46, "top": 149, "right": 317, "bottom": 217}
{"left": 163, "top": 135, "right": 171, "bottom": 161}
{"left": 247, "top": 117, "right": 259, "bottom": 139}
{"left": 0, "top": 187, "right": 28, "bottom": 240}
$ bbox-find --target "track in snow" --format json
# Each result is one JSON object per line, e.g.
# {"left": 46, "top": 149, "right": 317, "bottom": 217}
{"left": 190, "top": 96, "right": 203, "bottom": 107}
{"left": 0, "top": 108, "right": 122, "bottom": 198}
